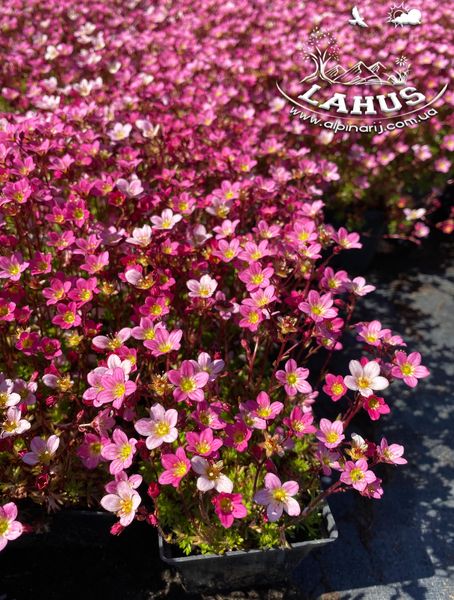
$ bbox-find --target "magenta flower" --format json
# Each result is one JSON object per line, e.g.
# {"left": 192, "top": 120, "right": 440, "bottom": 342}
{"left": 144, "top": 328, "right": 182, "bottom": 356}
{"left": 333, "top": 228, "right": 362, "bottom": 250}
{"left": 93, "top": 328, "right": 131, "bottom": 351}
{"left": 340, "top": 459, "right": 376, "bottom": 491}
{"left": 52, "top": 302, "right": 81, "bottom": 330}
{"left": 298, "top": 291, "right": 338, "bottom": 323}
{"left": 344, "top": 360, "right": 389, "bottom": 398}
{"left": 356, "top": 320, "right": 388, "bottom": 346}
{"left": 378, "top": 438, "right": 407, "bottom": 465}
{"left": 100, "top": 481, "right": 141, "bottom": 527}
{"left": 77, "top": 433, "right": 107, "bottom": 469}
{"left": 42, "top": 278, "right": 72, "bottom": 305}
{"left": 212, "top": 493, "right": 247, "bottom": 528}
{"left": 186, "top": 428, "right": 223, "bottom": 457}
{"left": 391, "top": 351, "right": 429, "bottom": 387}
{"left": 0, "top": 502, "right": 23, "bottom": 551}
{"left": 68, "top": 277, "right": 99, "bottom": 305}
{"left": 158, "top": 447, "right": 191, "bottom": 488}
{"left": 224, "top": 421, "right": 252, "bottom": 452}
{"left": 96, "top": 368, "right": 136, "bottom": 409}
{"left": 284, "top": 407, "right": 316, "bottom": 437}
{"left": 22, "top": 435, "right": 60, "bottom": 466}
{"left": 239, "top": 304, "right": 265, "bottom": 332}
{"left": 101, "top": 429, "right": 137, "bottom": 474}
{"left": 275, "top": 359, "right": 311, "bottom": 397}
{"left": 167, "top": 360, "right": 209, "bottom": 403}
{"left": 254, "top": 473, "right": 300, "bottom": 521}
{"left": 323, "top": 374, "right": 347, "bottom": 402}
{"left": 134, "top": 403, "right": 178, "bottom": 449}
{"left": 363, "top": 396, "right": 391, "bottom": 421}
{"left": 350, "top": 277, "right": 376, "bottom": 297}
{"left": 316, "top": 418, "right": 345, "bottom": 449}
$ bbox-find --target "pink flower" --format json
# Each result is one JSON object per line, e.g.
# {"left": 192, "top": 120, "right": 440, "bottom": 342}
{"left": 275, "top": 359, "right": 311, "bottom": 397}
{"left": 378, "top": 438, "right": 407, "bottom": 465}
{"left": 0, "top": 253, "right": 29, "bottom": 282}
{"left": 239, "top": 304, "right": 265, "bottom": 331}
{"left": 316, "top": 418, "right": 345, "bottom": 449}
{"left": 189, "top": 352, "right": 225, "bottom": 382}
{"left": 340, "top": 459, "right": 376, "bottom": 491}
{"left": 239, "top": 263, "right": 274, "bottom": 292}
{"left": 363, "top": 396, "right": 391, "bottom": 421}
{"left": 323, "top": 374, "right": 347, "bottom": 402}
{"left": 356, "top": 321, "right": 387, "bottom": 346}
{"left": 254, "top": 473, "right": 300, "bottom": 521}
{"left": 283, "top": 406, "right": 316, "bottom": 437}
{"left": 126, "top": 224, "right": 152, "bottom": 247}
{"left": 0, "top": 502, "right": 23, "bottom": 551}
{"left": 186, "top": 274, "right": 218, "bottom": 299}
{"left": 333, "top": 227, "right": 362, "bottom": 250}
{"left": 250, "top": 391, "right": 283, "bottom": 426}
{"left": 191, "top": 456, "right": 233, "bottom": 493}
{"left": 167, "top": 361, "right": 209, "bottom": 403}
{"left": 298, "top": 291, "right": 338, "bottom": 323}
{"left": 42, "top": 278, "right": 72, "bottom": 305}
{"left": 101, "top": 429, "right": 137, "bottom": 474}
{"left": 144, "top": 328, "right": 182, "bottom": 356}
{"left": 158, "top": 447, "right": 191, "bottom": 488}
{"left": 212, "top": 239, "right": 241, "bottom": 262}
{"left": 93, "top": 328, "right": 131, "bottom": 351}
{"left": 52, "top": 302, "right": 81, "bottom": 329}
{"left": 0, "top": 379, "right": 21, "bottom": 409}
{"left": 68, "top": 277, "right": 99, "bottom": 305}
{"left": 80, "top": 251, "right": 109, "bottom": 275}
{"left": 344, "top": 360, "right": 389, "bottom": 398}
{"left": 224, "top": 421, "right": 252, "bottom": 452}
{"left": 315, "top": 444, "right": 341, "bottom": 476}
{"left": 350, "top": 277, "right": 376, "bottom": 297}
{"left": 134, "top": 403, "right": 178, "bottom": 449}
{"left": 96, "top": 368, "right": 136, "bottom": 409}
{"left": 212, "top": 493, "right": 247, "bottom": 528}
{"left": 186, "top": 428, "right": 223, "bottom": 457}
{"left": 100, "top": 481, "right": 141, "bottom": 526}
{"left": 131, "top": 318, "right": 164, "bottom": 341}
{"left": 22, "top": 435, "right": 60, "bottom": 465}
{"left": 391, "top": 351, "right": 429, "bottom": 388}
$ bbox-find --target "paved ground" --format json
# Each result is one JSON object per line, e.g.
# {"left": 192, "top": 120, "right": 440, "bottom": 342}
{"left": 1, "top": 236, "right": 453, "bottom": 600}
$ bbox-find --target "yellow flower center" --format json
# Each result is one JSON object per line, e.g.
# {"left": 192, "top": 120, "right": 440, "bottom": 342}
{"left": 38, "top": 450, "right": 52, "bottom": 464}
{"left": 225, "top": 191, "right": 234, "bottom": 199}
{"left": 0, "top": 517, "right": 9, "bottom": 535}
{"left": 144, "top": 328, "right": 156, "bottom": 340}
{"left": 206, "top": 464, "right": 222, "bottom": 480}
{"left": 311, "top": 305, "right": 322, "bottom": 316}
{"left": 0, "top": 393, "right": 8, "bottom": 407}
{"left": 357, "top": 376, "right": 371, "bottom": 389}
{"left": 119, "top": 498, "right": 133, "bottom": 516}
{"left": 248, "top": 311, "right": 259, "bottom": 324}
{"left": 257, "top": 407, "right": 272, "bottom": 418}
{"left": 107, "top": 338, "right": 122, "bottom": 350}
{"left": 350, "top": 468, "right": 364, "bottom": 482}
{"left": 8, "top": 264, "right": 20, "bottom": 276}
{"left": 158, "top": 342, "right": 172, "bottom": 353}
{"left": 219, "top": 497, "right": 233, "bottom": 512}
{"left": 155, "top": 421, "right": 170, "bottom": 437}
{"left": 325, "top": 431, "right": 339, "bottom": 444}
{"left": 272, "top": 488, "right": 287, "bottom": 502}
{"left": 332, "top": 383, "right": 344, "bottom": 395}
{"left": 56, "top": 376, "right": 72, "bottom": 392}
{"left": 63, "top": 311, "right": 75, "bottom": 324}
{"left": 173, "top": 461, "right": 188, "bottom": 477}
{"left": 368, "top": 397, "right": 379, "bottom": 409}
{"left": 151, "top": 304, "right": 163, "bottom": 315}
{"left": 90, "top": 442, "right": 102, "bottom": 455}
{"left": 224, "top": 249, "right": 235, "bottom": 259}
{"left": 119, "top": 443, "right": 132, "bottom": 460}
{"left": 401, "top": 363, "right": 414, "bottom": 376}
{"left": 195, "top": 441, "right": 211, "bottom": 454}
{"left": 180, "top": 377, "right": 196, "bottom": 393}
{"left": 80, "top": 290, "right": 91, "bottom": 301}
{"left": 199, "top": 286, "right": 211, "bottom": 297}
{"left": 0, "top": 306, "right": 8, "bottom": 316}
{"left": 251, "top": 274, "right": 264, "bottom": 285}
{"left": 286, "top": 373, "right": 298, "bottom": 385}
{"left": 113, "top": 382, "right": 126, "bottom": 398}
{"left": 161, "top": 219, "right": 172, "bottom": 228}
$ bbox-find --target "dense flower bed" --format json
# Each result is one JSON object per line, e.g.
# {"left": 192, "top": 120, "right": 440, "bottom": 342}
{"left": 0, "top": 0, "right": 442, "bottom": 553}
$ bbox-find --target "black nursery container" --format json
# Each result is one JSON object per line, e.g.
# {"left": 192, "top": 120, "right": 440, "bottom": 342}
{"left": 158, "top": 503, "right": 338, "bottom": 593}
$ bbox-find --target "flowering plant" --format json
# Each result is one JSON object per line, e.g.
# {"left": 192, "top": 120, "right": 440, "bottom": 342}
{"left": 0, "top": 0, "right": 435, "bottom": 555}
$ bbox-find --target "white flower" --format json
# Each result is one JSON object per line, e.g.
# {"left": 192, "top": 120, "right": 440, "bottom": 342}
{"left": 344, "top": 360, "right": 389, "bottom": 398}
{"left": 186, "top": 274, "right": 218, "bottom": 299}
{"left": 403, "top": 208, "right": 426, "bottom": 221}
{"left": 150, "top": 209, "right": 182, "bottom": 230}
{"left": 116, "top": 176, "right": 143, "bottom": 198}
{"left": 108, "top": 123, "right": 132, "bottom": 141}
{"left": 22, "top": 435, "right": 60, "bottom": 465}
{"left": 136, "top": 119, "right": 160, "bottom": 139}
{"left": 126, "top": 225, "right": 152, "bottom": 247}
{"left": 0, "top": 378, "right": 21, "bottom": 409}
{"left": 1, "top": 407, "right": 31, "bottom": 438}
{"left": 191, "top": 456, "right": 233, "bottom": 493}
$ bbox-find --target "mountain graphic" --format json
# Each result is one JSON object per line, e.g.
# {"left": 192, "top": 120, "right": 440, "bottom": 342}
{"left": 332, "top": 61, "right": 387, "bottom": 85}
{"left": 369, "top": 61, "right": 386, "bottom": 74}
{"left": 324, "top": 64, "right": 346, "bottom": 80}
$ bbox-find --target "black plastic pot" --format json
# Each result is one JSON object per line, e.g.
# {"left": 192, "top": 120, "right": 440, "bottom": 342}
{"left": 158, "top": 503, "right": 338, "bottom": 593}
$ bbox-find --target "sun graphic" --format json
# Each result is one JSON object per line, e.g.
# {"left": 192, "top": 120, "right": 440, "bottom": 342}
{"left": 387, "top": 3, "right": 408, "bottom": 27}
{"left": 395, "top": 55, "right": 408, "bottom": 67}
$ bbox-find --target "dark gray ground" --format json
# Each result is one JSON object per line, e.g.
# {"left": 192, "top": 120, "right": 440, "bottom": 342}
{"left": 1, "top": 237, "right": 453, "bottom": 600}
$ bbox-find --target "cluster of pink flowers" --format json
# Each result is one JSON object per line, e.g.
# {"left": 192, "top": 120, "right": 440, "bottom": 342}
{"left": 0, "top": 0, "right": 439, "bottom": 552}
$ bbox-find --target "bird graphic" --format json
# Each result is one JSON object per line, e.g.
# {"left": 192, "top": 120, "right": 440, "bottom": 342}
{"left": 349, "top": 6, "right": 368, "bottom": 27}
